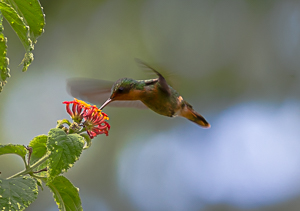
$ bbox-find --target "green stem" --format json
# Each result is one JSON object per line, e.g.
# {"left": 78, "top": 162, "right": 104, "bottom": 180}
{"left": 21, "top": 156, "right": 28, "bottom": 169}
{"left": 7, "top": 153, "right": 50, "bottom": 179}
{"left": 56, "top": 119, "right": 71, "bottom": 128}
{"left": 78, "top": 127, "right": 86, "bottom": 134}
{"left": 31, "top": 174, "right": 47, "bottom": 183}
{"left": 69, "top": 127, "right": 86, "bottom": 135}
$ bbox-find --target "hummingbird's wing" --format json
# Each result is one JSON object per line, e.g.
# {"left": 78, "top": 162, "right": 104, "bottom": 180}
{"left": 67, "top": 78, "right": 147, "bottom": 109}
{"left": 135, "top": 58, "right": 171, "bottom": 95}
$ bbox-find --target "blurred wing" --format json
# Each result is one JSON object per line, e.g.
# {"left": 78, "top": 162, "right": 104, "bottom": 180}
{"left": 67, "top": 78, "right": 147, "bottom": 109}
{"left": 135, "top": 58, "right": 171, "bottom": 95}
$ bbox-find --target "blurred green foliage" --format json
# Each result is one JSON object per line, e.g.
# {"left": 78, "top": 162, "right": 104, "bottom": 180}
{"left": 0, "top": 0, "right": 45, "bottom": 92}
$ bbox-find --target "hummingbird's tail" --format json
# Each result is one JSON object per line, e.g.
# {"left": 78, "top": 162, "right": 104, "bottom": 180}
{"left": 180, "top": 102, "right": 210, "bottom": 128}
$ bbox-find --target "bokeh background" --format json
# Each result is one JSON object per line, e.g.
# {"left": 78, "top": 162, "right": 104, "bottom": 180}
{"left": 1, "top": 0, "right": 300, "bottom": 210}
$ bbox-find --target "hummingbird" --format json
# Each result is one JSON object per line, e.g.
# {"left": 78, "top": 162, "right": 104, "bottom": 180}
{"left": 67, "top": 59, "right": 210, "bottom": 128}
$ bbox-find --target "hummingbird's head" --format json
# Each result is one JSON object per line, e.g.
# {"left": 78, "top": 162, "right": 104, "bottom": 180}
{"left": 110, "top": 78, "right": 135, "bottom": 100}
{"left": 99, "top": 78, "right": 138, "bottom": 110}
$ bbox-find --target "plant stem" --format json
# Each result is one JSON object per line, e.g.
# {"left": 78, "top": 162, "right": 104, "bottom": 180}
{"left": 7, "top": 153, "right": 50, "bottom": 179}
{"left": 56, "top": 119, "right": 71, "bottom": 128}
{"left": 31, "top": 174, "right": 47, "bottom": 183}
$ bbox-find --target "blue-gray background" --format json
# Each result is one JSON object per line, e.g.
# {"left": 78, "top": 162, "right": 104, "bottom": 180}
{"left": 1, "top": 0, "right": 300, "bottom": 210}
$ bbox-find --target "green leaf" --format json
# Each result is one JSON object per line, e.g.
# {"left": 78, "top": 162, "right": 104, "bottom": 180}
{"left": 0, "top": 144, "right": 27, "bottom": 159}
{"left": 28, "top": 135, "right": 47, "bottom": 164}
{"left": 47, "top": 176, "right": 82, "bottom": 211}
{"left": 0, "top": 2, "right": 32, "bottom": 51}
{"left": 0, "top": 12, "right": 9, "bottom": 92}
{"left": 29, "top": 134, "right": 48, "bottom": 176}
{"left": 21, "top": 51, "right": 33, "bottom": 72}
{"left": 0, "top": 176, "right": 38, "bottom": 211}
{"left": 0, "top": 0, "right": 45, "bottom": 74}
{"left": 80, "top": 133, "right": 92, "bottom": 150}
{"left": 47, "top": 128, "right": 84, "bottom": 182}
{"left": 33, "top": 177, "right": 44, "bottom": 190}
{"left": 4, "top": 0, "right": 45, "bottom": 42}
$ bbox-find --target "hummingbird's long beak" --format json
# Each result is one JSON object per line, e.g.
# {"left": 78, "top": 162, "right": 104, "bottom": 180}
{"left": 99, "top": 98, "right": 112, "bottom": 110}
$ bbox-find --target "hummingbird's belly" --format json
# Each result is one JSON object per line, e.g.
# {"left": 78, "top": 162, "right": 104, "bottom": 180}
{"left": 140, "top": 85, "right": 182, "bottom": 117}
{"left": 141, "top": 98, "right": 178, "bottom": 117}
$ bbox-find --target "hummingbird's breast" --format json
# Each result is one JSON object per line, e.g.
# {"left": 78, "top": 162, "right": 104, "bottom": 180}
{"left": 139, "top": 84, "right": 182, "bottom": 117}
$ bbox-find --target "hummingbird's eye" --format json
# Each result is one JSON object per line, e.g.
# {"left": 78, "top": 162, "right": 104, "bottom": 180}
{"left": 118, "top": 87, "right": 124, "bottom": 92}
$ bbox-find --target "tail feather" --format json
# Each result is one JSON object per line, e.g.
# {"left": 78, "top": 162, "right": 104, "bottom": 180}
{"left": 180, "top": 103, "right": 210, "bottom": 128}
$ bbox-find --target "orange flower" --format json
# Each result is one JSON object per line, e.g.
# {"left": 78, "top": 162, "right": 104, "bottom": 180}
{"left": 63, "top": 98, "right": 85, "bottom": 123}
{"left": 63, "top": 99, "right": 110, "bottom": 138}
{"left": 83, "top": 105, "right": 110, "bottom": 138}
